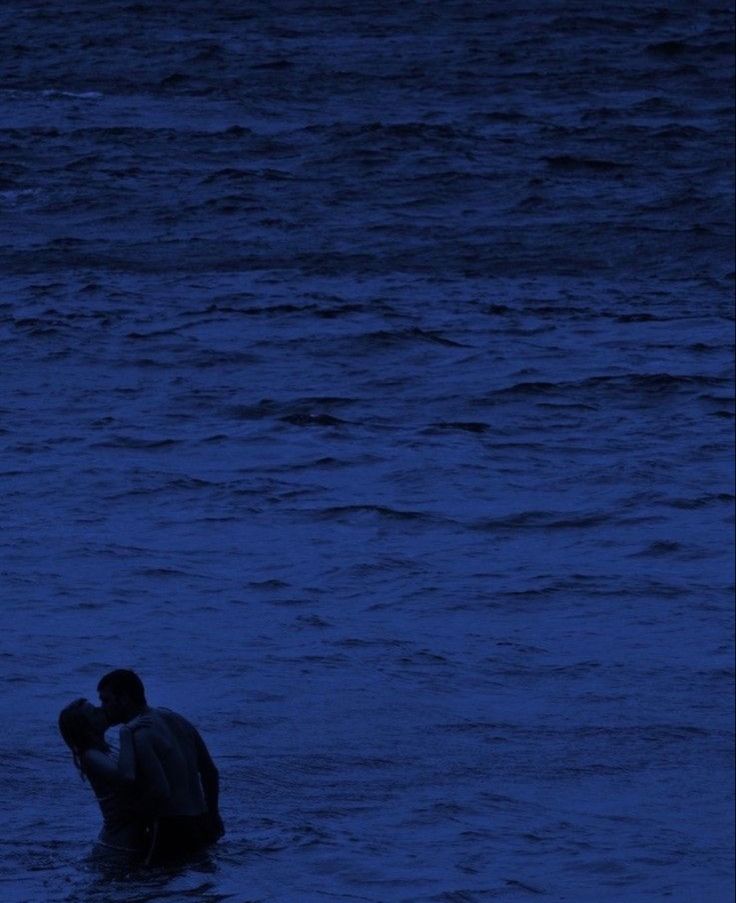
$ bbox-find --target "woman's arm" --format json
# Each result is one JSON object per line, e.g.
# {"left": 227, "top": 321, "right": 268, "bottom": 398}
{"left": 82, "top": 748, "right": 135, "bottom": 785}
{"left": 129, "top": 727, "right": 172, "bottom": 811}
{"left": 81, "top": 720, "right": 146, "bottom": 785}
{"left": 117, "top": 726, "right": 137, "bottom": 783}
{"left": 117, "top": 713, "right": 156, "bottom": 784}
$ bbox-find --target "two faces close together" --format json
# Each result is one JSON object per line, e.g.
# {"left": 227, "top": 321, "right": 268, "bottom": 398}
{"left": 59, "top": 669, "right": 223, "bottom": 866}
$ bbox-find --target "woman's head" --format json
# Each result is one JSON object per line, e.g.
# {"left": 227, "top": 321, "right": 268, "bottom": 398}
{"left": 58, "top": 698, "right": 108, "bottom": 774}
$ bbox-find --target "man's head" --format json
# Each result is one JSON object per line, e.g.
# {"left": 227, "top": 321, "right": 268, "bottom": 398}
{"left": 97, "top": 669, "right": 147, "bottom": 725}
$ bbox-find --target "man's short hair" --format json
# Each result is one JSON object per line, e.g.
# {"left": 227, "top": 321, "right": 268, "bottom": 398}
{"left": 97, "top": 669, "right": 146, "bottom": 704}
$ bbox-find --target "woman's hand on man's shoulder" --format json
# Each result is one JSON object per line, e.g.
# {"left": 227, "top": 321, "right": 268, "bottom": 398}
{"left": 125, "top": 712, "right": 155, "bottom": 732}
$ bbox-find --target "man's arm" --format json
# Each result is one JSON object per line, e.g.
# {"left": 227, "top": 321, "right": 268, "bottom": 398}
{"left": 194, "top": 729, "right": 224, "bottom": 837}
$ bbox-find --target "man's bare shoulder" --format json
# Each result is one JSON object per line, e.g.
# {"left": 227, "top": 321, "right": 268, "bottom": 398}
{"left": 126, "top": 711, "right": 154, "bottom": 731}
{"left": 156, "top": 707, "right": 199, "bottom": 735}
{"left": 126, "top": 708, "right": 198, "bottom": 743}
{"left": 125, "top": 711, "right": 168, "bottom": 743}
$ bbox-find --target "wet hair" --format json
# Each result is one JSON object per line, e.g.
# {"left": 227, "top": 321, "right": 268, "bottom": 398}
{"left": 58, "top": 698, "right": 108, "bottom": 777}
{"left": 97, "top": 669, "right": 146, "bottom": 705}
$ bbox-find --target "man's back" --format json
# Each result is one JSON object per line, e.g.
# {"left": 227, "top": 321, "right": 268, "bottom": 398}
{"left": 129, "top": 708, "right": 208, "bottom": 818}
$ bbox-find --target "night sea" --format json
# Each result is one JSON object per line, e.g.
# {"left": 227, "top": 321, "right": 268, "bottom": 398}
{"left": 1, "top": 1, "right": 734, "bottom": 901}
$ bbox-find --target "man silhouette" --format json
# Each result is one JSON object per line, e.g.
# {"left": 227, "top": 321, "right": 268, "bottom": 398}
{"left": 97, "top": 669, "right": 224, "bottom": 863}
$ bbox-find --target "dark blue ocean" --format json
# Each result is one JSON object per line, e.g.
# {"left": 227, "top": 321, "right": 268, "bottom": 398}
{"left": 1, "top": 2, "right": 734, "bottom": 901}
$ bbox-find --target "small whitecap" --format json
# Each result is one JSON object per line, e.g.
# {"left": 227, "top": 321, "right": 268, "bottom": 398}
{"left": 0, "top": 189, "right": 38, "bottom": 204}
{"left": 40, "top": 89, "right": 103, "bottom": 100}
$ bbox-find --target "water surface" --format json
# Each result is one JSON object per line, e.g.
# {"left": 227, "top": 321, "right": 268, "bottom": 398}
{"left": 1, "top": 2, "right": 734, "bottom": 901}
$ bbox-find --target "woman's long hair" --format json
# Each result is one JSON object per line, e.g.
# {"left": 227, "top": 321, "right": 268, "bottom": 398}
{"left": 58, "top": 698, "right": 108, "bottom": 779}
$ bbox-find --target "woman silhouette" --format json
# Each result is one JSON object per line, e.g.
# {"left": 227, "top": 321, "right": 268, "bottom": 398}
{"left": 58, "top": 698, "right": 147, "bottom": 862}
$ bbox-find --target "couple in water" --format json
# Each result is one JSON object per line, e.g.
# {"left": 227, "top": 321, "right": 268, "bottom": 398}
{"left": 58, "top": 669, "right": 224, "bottom": 865}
